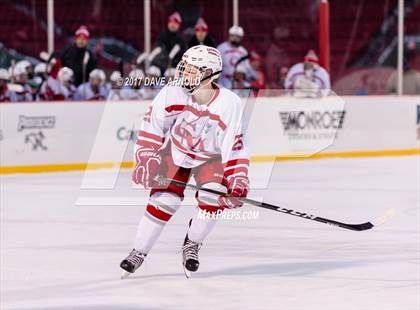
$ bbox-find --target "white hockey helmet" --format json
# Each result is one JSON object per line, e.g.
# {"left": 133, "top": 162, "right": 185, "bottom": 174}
{"left": 34, "top": 62, "right": 47, "bottom": 75}
{"left": 89, "top": 69, "right": 106, "bottom": 81}
{"left": 175, "top": 45, "right": 222, "bottom": 93}
{"left": 110, "top": 70, "right": 122, "bottom": 81}
{"left": 164, "top": 67, "right": 177, "bottom": 78}
{"left": 229, "top": 25, "right": 244, "bottom": 37}
{"left": 235, "top": 63, "right": 247, "bottom": 74}
{"left": 146, "top": 65, "right": 161, "bottom": 77}
{"left": 57, "top": 67, "right": 74, "bottom": 84}
{"left": 16, "top": 60, "right": 32, "bottom": 71}
{"left": 0, "top": 68, "right": 10, "bottom": 81}
{"left": 12, "top": 64, "right": 27, "bottom": 77}
{"left": 129, "top": 68, "right": 145, "bottom": 79}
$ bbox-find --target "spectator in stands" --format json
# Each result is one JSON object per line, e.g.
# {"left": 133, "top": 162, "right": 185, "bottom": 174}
{"left": 387, "top": 41, "right": 420, "bottom": 95}
{"left": 39, "top": 67, "right": 76, "bottom": 101}
{"left": 0, "top": 68, "right": 16, "bottom": 102}
{"left": 188, "top": 18, "right": 217, "bottom": 48}
{"left": 217, "top": 26, "right": 248, "bottom": 89}
{"left": 153, "top": 12, "right": 186, "bottom": 72}
{"left": 74, "top": 69, "right": 108, "bottom": 101}
{"left": 285, "top": 50, "right": 331, "bottom": 97}
{"left": 11, "top": 64, "right": 32, "bottom": 102}
{"left": 60, "top": 25, "right": 97, "bottom": 87}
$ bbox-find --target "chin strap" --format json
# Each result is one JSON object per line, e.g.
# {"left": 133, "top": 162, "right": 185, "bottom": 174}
{"left": 200, "top": 70, "right": 222, "bottom": 83}
{"left": 183, "top": 70, "right": 222, "bottom": 94}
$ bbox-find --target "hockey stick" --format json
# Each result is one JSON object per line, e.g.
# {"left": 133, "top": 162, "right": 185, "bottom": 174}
{"left": 157, "top": 177, "right": 395, "bottom": 231}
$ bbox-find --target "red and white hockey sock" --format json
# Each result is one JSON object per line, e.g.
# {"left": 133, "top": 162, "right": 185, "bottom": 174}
{"left": 188, "top": 182, "right": 226, "bottom": 243}
{"left": 133, "top": 192, "right": 181, "bottom": 253}
{"left": 188, "top": 208, "right": 218, "bottom": 244}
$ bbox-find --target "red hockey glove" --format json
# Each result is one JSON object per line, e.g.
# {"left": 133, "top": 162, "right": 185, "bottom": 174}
{"left": 132, "top": 148, "right": 161, "bottom": 189}
{"left": 218, "top": 175, "right": 249, "bottom": 209}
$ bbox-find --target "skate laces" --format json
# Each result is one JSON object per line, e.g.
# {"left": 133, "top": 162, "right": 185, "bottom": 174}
{"left": 126, "top": 249, "right": 146, "bottom": 266}
{"left": 182, "top": 238, "right": 202, "bottom": 260}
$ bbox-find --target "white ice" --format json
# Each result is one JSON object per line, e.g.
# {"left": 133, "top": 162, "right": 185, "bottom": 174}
{"left": 1, "top": 156, "right": 419, "bottom": 310}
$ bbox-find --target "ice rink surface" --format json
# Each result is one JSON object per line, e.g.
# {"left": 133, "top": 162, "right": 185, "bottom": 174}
{"left": 1, "top": 156, "right": 419, "bottom": 310}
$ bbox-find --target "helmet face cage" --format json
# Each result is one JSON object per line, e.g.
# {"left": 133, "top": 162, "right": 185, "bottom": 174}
{"left": 175, "top": 60, "right": 207, "bottom": 93}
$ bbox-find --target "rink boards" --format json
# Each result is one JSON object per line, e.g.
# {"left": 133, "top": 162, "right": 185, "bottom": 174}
{"left": 0, "top": 96, "right": 419, "bottom": 174}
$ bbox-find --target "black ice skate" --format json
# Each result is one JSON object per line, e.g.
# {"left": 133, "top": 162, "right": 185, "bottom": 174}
{"left": 182, "top": 234, "right": 202, "bottom": 278}
{"left": 120, "top": 249, "right": 147, "bottom": 279}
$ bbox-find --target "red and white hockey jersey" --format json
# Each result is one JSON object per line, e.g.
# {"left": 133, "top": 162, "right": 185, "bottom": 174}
{"left": 39, "top": 77, "right": 76, "bottom": 101}
{"left": 285, "top": 63, "right": 331, "bottom": 97}
{"left": 217, "top": 42, "right": 248, "bottom": 89}
{"left": 135, "top": 83, "right": 250, "bottom": 179}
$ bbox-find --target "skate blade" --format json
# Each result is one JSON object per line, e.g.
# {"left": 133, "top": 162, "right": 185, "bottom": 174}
{"left": 121, "top": 271, "right": 131, "bottom": 279}
{"left": 183, "top": 265, "right": 191, "bottom": 279}
{"left": 372, "top": 208, "right": 395, "bottom": 227}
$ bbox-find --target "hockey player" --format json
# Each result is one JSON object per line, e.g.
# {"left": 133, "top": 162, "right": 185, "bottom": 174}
{"left": 217, "top": 26, "right": 248, "bottom": 89}
{"left": 16, "top": 60, "right": 34, "bottom": 80}
{"left": 120, "top": 45, "right": 250, "bottom": 278}
{"left": 120, "top": 69, "right": 146, "bottom": 100}
{"left": 39, "top": 67, "right": 76, "bottom": 101}
{"left": 10, "top": 65, "right": 32, "bottom": 102}
{"left": 142, "top": 65, "right": 162, "bottom": 99}
{"left": 285, "top": 50, "right": 331, "bottom": 97}
{"left": 0, "top": 68, "right": 16, "bottom": 102}
{"left": 34, "top": 62, "right": 48, "bottom": 82}
{"left": 57, "top": 67, "right": 77, "bottom": 100}
{"left": 107, "top": 71, "right": 124, "bottom": 101}
{"left": 233, "top": 52, "right": 265, "bottom": 96}
{"left": 74, "top": 69, "right": 108, "bottom": 101}
{"left": 32, "top": 62, "right": 48, "bottom": 95}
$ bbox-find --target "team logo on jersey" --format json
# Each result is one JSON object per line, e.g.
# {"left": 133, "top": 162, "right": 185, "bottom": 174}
{"left": 232, "top": 134, "right": 244, "bottom": 151}
{"left": 173, "top": 117, "right": 206, "bottom": 152}
{"left": 143, "top": 106, "right": 152, "bottom": 123}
